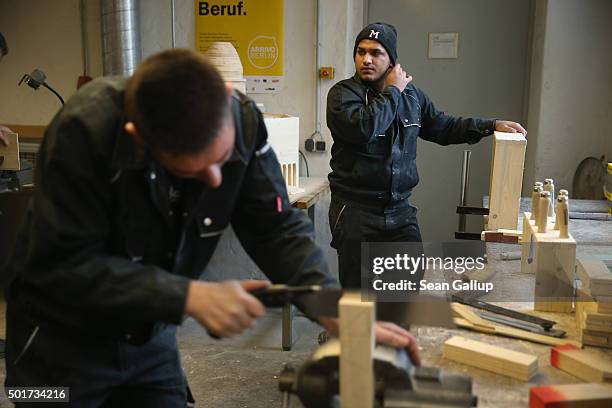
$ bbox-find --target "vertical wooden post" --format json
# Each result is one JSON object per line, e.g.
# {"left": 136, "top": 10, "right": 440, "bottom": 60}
{"left": 544, "top": 179, "right": 555, "bottom": 217}
{"left": 531, "top": 185, "right": 542, "bottom": 221}
{"left": 487, "top": 132, "right": 527, "bottom": 230}
{"left": 537, "top": 191, "right": 550, "bottom": 233}
{"left": 558, "top": 196, "right": 569, "bottom": 239}
{"left": 340, "top": 292, "right": 375, "bottom": 408}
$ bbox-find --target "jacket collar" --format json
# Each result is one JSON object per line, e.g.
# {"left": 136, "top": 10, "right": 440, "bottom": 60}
{"left": 110, "top": 117, "right": 151, "bottom": 171}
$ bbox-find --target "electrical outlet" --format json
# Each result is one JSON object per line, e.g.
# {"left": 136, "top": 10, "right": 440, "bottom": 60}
{"left": 305, "top": 138, "right": 315, "bottom": 152}
{"left": 315, "top": 141, "right": 326, "bottom": 152}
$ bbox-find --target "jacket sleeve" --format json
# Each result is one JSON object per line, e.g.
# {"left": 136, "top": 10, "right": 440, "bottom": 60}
{"left": 231, "top": 108, "right": 338, "bottom": 290}
{"left": 417, "top": 87, "right": 496, "bottom": 145}
{"left": 22, "top": 117, "right": 189, "bottom": 324}
{"left": 327, "top": 81, "right": 402, "bottom": 145}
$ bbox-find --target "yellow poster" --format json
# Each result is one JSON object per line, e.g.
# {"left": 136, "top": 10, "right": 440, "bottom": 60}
{"left": 195, "top": 0, "right": 284, "bottom": 93}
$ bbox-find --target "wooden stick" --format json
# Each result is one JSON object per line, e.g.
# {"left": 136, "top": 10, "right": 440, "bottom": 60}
{"left": 340, "top": 292, "right": 374, "bottom": 408}
{"left": 558, "top": 196, "right": 569, "bottom": 238}
{"left": 537, "top": 191, "right": 550, "bottom": 233}
{"left": 544, "top": 179, "right": 555, "bottom": 217}
{"left": 531, "top": 185, "right": 543, "bottom": 221}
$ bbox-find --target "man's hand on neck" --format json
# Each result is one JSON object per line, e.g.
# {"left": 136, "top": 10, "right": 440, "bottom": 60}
{"left": 384, "top": 64, "right": 412, "bottom": 92}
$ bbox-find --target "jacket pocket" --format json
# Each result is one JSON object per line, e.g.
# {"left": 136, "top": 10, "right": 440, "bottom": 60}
{"left": 13, "top": 325, "right": 40, "bottom": 365}
{"left": 399, "top": 92, "right": 422, "bottom": 128}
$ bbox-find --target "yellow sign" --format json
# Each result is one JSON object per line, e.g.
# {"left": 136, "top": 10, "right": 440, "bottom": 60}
{"left": 195, "top": 0, "right": 284, "bottom": 93}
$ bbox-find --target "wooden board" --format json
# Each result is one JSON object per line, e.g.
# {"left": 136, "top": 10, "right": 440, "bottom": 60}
{"left": 487, "top": 132, "right": 527, "bottom": 231}
{"left": 288, "top": 177, "right": 329, "bottom": 209}
{"left": 550, "top": 344, "right": 612, "bottom": 382}
{"left": 443, "top": 335, "right": 538, "bottom": 381}
{"left": 454, "top": 317, "right": 582, "bottom": 347}
{"left": 339, "top": 292, "right": 374, "bottom": 408}
{"left": 0, "top": 132, "right": 20, "bottom": 170}
{"left": 576, "top": 258, "right": 612, "bottom": 297}
{"left": 529, "top": 383, "right": 612, "bottom": 408}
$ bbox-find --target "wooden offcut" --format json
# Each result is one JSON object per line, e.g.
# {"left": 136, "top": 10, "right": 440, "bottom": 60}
{"left": 529, "top": 383, "right": 612, "bottom": 408}
{"left": 550, "top": 344, "right": 612, "bottom": 382}
{"left": 443, "top": 335, "right": 538, "bottom": 381}
{"left": 520, "top": 211, "right": 576, "bottom": 313}
{"left": 0, "top": 132, "right": 20, "bottom": 170}
{"left": 339, "top": 292, "right": 375, "bottom": 408}
{"left": 487, "top": 132, "right": 527, "bottom": 231}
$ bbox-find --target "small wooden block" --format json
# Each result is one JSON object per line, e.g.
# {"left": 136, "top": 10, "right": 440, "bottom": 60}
{"left": 0, "top": 132, "right": 20, "bottom": 170}
{"left": 550, "top": 344, "right": 612, "bottom": 382}
{"left": 529, "top": 383, "right": 612, "bottom": 408}
{"left": 443, "top": 335, "right": 538, "bottom": 381}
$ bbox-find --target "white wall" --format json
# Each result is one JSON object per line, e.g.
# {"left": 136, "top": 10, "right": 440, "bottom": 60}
{"left": 525, "top": 0, "right": 612, "bottom": 195}
{"left": 139, "top": 0, "right": 364, "bottom": 179}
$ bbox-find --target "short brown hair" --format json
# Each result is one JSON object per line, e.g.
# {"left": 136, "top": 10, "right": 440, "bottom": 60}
{"left": 125, "top": 49, "right": 228, "bottom": 155}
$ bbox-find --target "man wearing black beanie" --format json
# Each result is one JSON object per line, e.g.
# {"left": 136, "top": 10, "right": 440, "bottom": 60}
{"left": 326, "top": 22, "right": 526, "bottom": 289}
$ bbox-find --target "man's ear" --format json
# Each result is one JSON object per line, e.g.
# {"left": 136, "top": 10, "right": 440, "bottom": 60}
{"left": 225, "top": 83, "right": 235, "bottom": 97}
{"left": 124, "top": 122, "right": 145, "bottom": 146}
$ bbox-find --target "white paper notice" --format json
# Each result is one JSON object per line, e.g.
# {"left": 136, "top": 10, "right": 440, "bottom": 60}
{"left": 428, "top": 33, "right": 459, "bottom": 59}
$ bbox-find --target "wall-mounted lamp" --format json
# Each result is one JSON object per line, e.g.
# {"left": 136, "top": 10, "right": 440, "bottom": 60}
{"left": 18, "top": 69, "right": 65, "bottom": 105}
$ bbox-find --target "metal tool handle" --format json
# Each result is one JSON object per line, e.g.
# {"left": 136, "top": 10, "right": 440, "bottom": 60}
{"left": 458, "top": 150, "right": 472, "bottom": 232}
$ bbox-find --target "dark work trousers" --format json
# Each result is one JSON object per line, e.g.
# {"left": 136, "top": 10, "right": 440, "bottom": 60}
{"left": 329, "top": 197, "right": 424, "bottom": 289}
{"left": 5, "top": 304, "right": 188, "bottom": 408}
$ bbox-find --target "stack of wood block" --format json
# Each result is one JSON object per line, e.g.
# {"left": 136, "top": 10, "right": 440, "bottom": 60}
{"left": 576, "top": 258, "right": 612, "bottom": 348}
{"left": 443, "top": 336, "right": 538, "bottom": 381}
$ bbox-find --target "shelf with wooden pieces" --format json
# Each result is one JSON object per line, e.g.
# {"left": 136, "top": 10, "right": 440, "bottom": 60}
{"left": 443, "top": 335, "right": 538, "bottom": 381}
{"left": 486, "top": 131, "right": 527, "bottom": 231}
{"left": 550, "top": 344, "right": 612, "bottom": 382}
{"left": 529, "top": 383, "right": 612, "bottom": 408}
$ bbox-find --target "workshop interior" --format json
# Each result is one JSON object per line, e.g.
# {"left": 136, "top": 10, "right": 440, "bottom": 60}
{"left": 1, "top": 1, "right": 611, "bottom": 407}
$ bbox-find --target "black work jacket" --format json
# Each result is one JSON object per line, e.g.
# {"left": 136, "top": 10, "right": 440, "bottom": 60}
{"left": 5, "top": 77, "right": 335, "bottom": 344}
{"left": 327, "top": 74, "right": 496, "bottom": 210}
